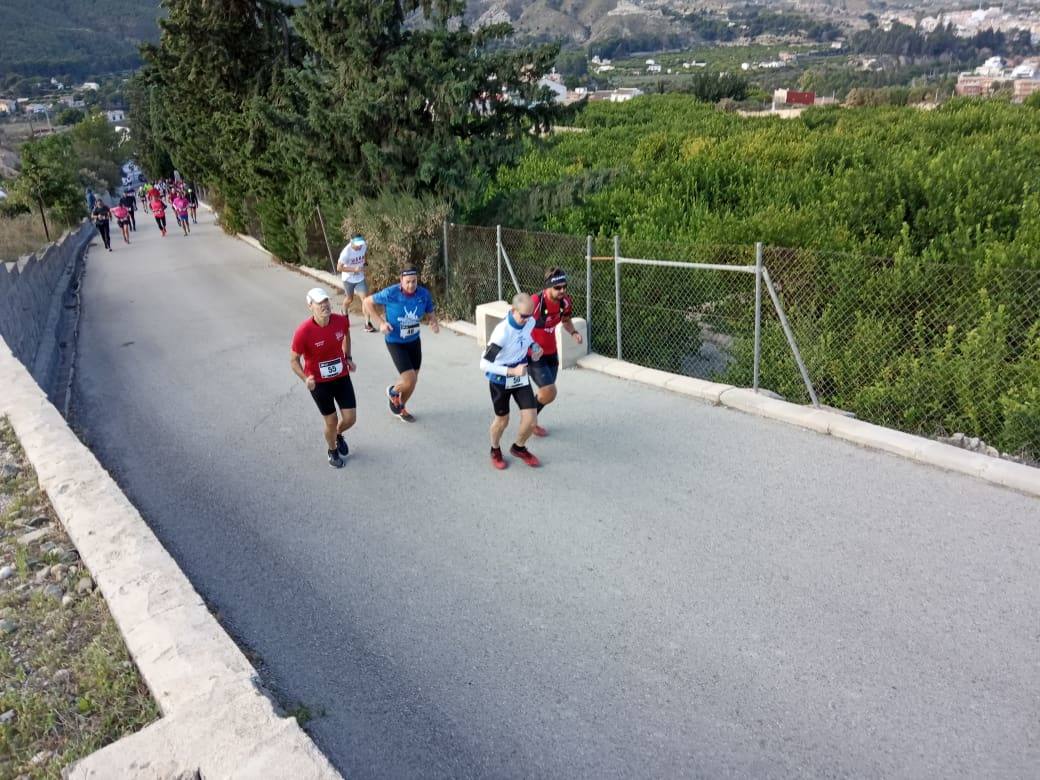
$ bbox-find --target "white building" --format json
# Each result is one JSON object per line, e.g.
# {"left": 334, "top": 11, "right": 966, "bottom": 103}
{"left": 80, "top": 82, "right": 100, "bottom": 91}
{"left": 976, "top": 56, "right": 1006, "bottom": 77}
{"left": 646, "top": 63, "right": 662, "bottom": 74}
{"left": 537, "top": 77, "right": 567, "bottom": 104}
{"left": 106, "top": 109, "right": 126, "bottom": 123}
{"left": 0, "top": 99, "right": 17, "bottom": 114}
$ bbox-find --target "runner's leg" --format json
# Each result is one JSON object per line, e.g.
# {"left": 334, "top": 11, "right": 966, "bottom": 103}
{"left": 321, "top": 413, "right": 338, "bottom": 450}
{"left": 516, "top": 408, "right": 537, "bottom": 446}
{"left": 396, "top": 369, "right": 418, "bottom": 405}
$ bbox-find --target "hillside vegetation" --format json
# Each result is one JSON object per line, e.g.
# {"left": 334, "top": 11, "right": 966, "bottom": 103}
{"left": 0, "top": 0, "right": 161, "bottom": 79}
{"left": 472, "top": 96, "right": 1040, "bottom": 458}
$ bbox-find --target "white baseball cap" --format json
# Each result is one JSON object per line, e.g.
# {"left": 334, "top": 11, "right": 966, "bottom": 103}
{"left": 306, "top": 287, "right": 330, "bottom": 304}
{"left": 350, "top": 236, "right": 366, "bottom": 248}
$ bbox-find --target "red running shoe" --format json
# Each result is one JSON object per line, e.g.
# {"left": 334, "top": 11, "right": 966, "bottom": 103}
{"left": 490, "top": 447, "right": 507, "bottom": 470}
{"left": 509, "top": 443, "right": 540, "bottom": 467}
{"left": 532, "top": 424, "right": 548, "bottom": 437}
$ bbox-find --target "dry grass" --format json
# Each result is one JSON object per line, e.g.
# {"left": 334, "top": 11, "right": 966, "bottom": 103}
{"left": 0, "top": 419, "right": 160, "bottom": 778}
{"left": 0, "top": 214, "right": 61, "bottom": 262}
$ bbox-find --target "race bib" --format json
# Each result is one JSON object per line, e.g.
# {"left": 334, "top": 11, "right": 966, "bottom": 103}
{"left": 318, "top": 358, "right": 343, "bottom": 379}
{"left": 399, "top": 323, "right": 419, "bottom": 338}
{"left": 504, "top": 374, "right": 529, "bottom": 389}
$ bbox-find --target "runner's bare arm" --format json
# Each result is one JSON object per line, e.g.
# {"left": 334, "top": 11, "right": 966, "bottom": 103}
{"left": 342, "top": 330, "right": 355, "bottom": 372}
{"left": 363, "top": 298, "right": 391, "bottom": 334}
{"left": 290, "top": 351, "right": 316, "bottom": 389}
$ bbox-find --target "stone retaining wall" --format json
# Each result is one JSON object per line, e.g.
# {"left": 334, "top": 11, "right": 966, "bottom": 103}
{"left": 0, "top": 222, "right": 94, "bottom": 398}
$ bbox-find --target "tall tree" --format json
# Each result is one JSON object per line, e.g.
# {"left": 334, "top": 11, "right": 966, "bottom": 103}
{"left": 12, "top": 135, "right": 82, "bottom": 239}
{"left": 291, "top": 0, "right": 563, "bottom": 202}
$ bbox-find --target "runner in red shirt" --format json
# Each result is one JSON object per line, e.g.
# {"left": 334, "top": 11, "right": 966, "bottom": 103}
{"left": 290, "top": 287, "right": 357, "bottom": 468}
{"left": 528, "top": 268, "right": 583, "bottom": 437}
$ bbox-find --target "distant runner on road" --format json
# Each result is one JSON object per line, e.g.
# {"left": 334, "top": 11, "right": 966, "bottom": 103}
{"left": 149, "top": 195, "right": 168, "bottom": 237}
{"left": 91, "top": 200, "right": 112, "bottom": 252}
{"left": 480, "top": 293, "right": 542, "bottom": 469}
{"left": 363, "top": 267, "right": 440, "bottom": 423}
{"left": 337, "top": 235, "right": 375, "bottom": 332}
{"left": 290, "top": 287, "right": 357, "bottom": 469}
{"left": 111, "top": 202, "right": 131, "bottom": 245}
{"left": 186, "top": 184, "right": 199, "bottom": 224}
{"left": 171, "top": 193, "right": 191, "bottom": 236}
{"left": 119, "top": 189, "right": 137, "bottom": 232}
{"left": 528, "top": 268, "right": 583, "bottom": 437}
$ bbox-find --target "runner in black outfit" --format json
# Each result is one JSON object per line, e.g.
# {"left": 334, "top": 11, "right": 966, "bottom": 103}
{"left": 186, "top": 184, "right": 199, "bottom": 224}
{"left": 119, "top": 189, "right": 138, "bottom": 231}
{"left": 91, "top": 201, "right": 112, "bottom": 252}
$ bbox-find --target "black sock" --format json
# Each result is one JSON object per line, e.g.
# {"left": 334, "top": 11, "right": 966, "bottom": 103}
{"left": 512, "top": 443, "right": 527, "bottom": 452}
{"left": 536, "top": 402, "right": 545, "bottom": 414}
{"left": 491, "top": 446, "right": 502, "bottom": 454}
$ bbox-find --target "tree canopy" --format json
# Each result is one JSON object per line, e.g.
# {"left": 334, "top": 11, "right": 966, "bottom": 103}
{"left": 131, "top": 0, "right": 563, "bottom": 263}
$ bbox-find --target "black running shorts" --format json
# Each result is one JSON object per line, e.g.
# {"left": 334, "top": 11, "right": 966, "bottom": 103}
{"left": 528, "top": 353, "right": 560, "bottom": 387}
{"left": 489, "top": 380, "right": 537, "bottom": 417}
{"left": 309, "top": 375, "right": 356, "bottom": 417}
{"left": 386, "top": 339, "right": 422, "bottom": 374}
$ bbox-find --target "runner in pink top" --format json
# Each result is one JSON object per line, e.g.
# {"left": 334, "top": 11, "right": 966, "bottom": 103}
{"left": 150, "top": 197, "right": 168, "bottom": 236}
{"left": 111, "top": 203, "right": 131, "bottom": 244}
{"left": 171, "top": 194, "right": 191, "bottom": 236}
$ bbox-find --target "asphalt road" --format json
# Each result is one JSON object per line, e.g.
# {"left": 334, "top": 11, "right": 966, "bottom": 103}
{"left": 73, "top": 212, "right": 1040, "bottom": 778}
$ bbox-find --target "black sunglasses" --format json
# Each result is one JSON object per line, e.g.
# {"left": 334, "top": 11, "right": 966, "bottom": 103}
{"left": 553, "top": 285, "right": 567, "bottom": 291}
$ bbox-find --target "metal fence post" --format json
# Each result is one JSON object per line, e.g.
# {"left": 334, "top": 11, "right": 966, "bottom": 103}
{"left": 442, "top": 220, "right": 450, "bottom": 290}
{"left": 762, "top": 267, "right": 820, "bottom": 408}
{"left": 614, "top": 235, "right": 622, "bottom": 361}
{"left": 586, "top": 235, "right": 593, "bottom": 346}
{"left": 753, "top": 242, "right": 763, "bottom": 392}
{"left": 496, "top": 224, "right": 503, "bottom": 301}
{"left": 315, "top": 205, "right": 337, "bottom": 275}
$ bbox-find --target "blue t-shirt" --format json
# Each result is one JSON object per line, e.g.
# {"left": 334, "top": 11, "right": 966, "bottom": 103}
{"left": 371, "top": 284, "right": 435, "bottom": 344}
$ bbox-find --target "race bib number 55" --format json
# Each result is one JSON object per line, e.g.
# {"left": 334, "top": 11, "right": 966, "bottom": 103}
{"left": 318, "top": 358, "right": 343, "bottom": 379}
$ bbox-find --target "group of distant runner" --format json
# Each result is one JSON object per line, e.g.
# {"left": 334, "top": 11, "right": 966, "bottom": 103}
{"left": 291, "top": 235, "right": 582, "bottom": 469}
{"left": 88, "top": 179, "right": 199, "bottom": 251}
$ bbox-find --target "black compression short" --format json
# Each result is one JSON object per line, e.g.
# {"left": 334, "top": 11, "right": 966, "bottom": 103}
{"left": 386, "top": 339, "right": 422, "bottom": 373}
{"left": 309, "top": 375, "right": 356, "bottom": 416}
{"left": 489, "top": 380, "right": 537, "bottom": 417}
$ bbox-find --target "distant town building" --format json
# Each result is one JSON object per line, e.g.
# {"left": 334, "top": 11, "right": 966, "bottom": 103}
{"left": 80, "top": 82, "right": 100, "bottom": 91}
{"left": 1013, "top": 79, "right": 1040, "bottom": 102}
{"left": 0, "top": 99, "right": 17, "bottom": 114}
{"left": 588, "top": 88, "right": 644, "bottom": 103}
{"left": 106, "top": 109, "right": 126, "bottom": 123}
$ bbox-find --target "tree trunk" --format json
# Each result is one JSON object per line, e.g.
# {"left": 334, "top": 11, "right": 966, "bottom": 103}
{"left": 37, "top": 199, "right": 51, "bottom": 242}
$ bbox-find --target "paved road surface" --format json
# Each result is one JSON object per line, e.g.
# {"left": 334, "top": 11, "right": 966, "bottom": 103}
{"left": 73, "top": 213, "right": 1040, "bottom": 778}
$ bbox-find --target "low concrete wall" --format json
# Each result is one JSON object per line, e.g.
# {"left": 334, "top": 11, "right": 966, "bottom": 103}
{"left": 0, "top": 221, "right": 94, "bottom": 400}
{"left": 0, "top": 337, "right": 342, "bottom": 777}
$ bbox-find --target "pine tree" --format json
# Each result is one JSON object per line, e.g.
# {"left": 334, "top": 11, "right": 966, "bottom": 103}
{"left": 291, "top": 0, "right": 562, "bottom": 202}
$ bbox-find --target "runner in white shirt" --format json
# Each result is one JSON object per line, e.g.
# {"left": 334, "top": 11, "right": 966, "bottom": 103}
{"left": 337, "top": 235, "right": 375, "bottom": 332}
{"left": 479, "top": 293, "right": 543, "bottom": 469}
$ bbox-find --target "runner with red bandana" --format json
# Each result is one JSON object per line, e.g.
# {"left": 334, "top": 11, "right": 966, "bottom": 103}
{"left": 528, "top": 268, "right": 583, "bottom": 437}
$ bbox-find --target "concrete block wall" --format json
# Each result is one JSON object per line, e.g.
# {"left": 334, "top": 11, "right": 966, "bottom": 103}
{"left": 0, "top": 222, "right": 93, "bottom": 387}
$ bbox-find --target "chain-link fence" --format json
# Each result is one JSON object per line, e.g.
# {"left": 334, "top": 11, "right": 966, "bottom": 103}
{"left": 444, "top": 223, "right": 1040, "bottom": 464}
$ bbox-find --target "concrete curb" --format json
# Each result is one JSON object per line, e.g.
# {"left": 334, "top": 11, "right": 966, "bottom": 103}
{"left": 0, "top": 339, "right": 341, "bottom": 778}
{"left": 577, "top": 355, "right": 1039, "bottom": 498}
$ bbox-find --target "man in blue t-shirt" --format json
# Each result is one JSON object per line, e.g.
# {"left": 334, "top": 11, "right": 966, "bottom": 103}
{"left": 364, "top": 266, "right": 440, "bottom": 422}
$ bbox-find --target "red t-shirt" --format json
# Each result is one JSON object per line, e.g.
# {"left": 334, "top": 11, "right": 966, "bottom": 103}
{"left": 530, "top": 291, "right": 573, "bottom": 356}
{"left": 291, "top": 314, "right": 350, "bottom": 382}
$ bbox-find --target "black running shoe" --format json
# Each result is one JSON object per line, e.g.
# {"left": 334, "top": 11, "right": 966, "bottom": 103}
{"left": 336, "top": 435, "right": 349, "bottom": 457}
{"left": 364, "top": 322, "right": 377, "bottom": 333}
{"left": 397, "top": 407, "right": 416, "bottom": 423}
{"left": 328, "top": 449, "right": 345, "bottom": 468}
{"left": 387, "top": 384, "right": 402, "bottom": 415}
